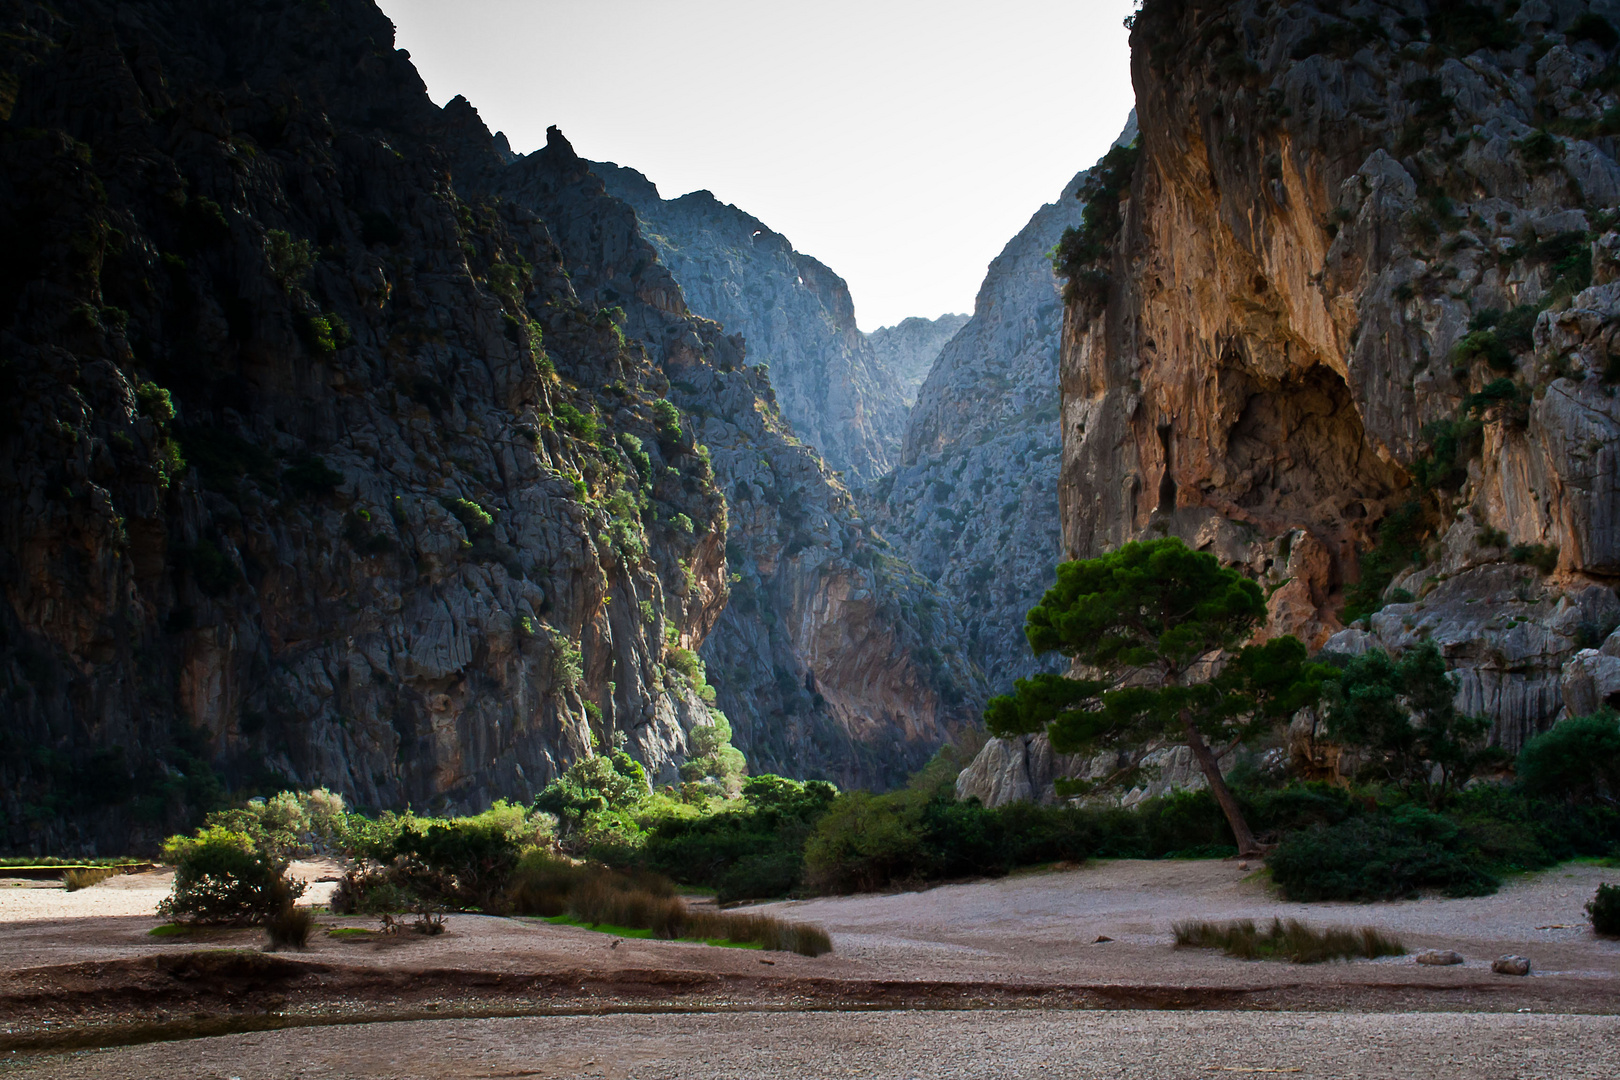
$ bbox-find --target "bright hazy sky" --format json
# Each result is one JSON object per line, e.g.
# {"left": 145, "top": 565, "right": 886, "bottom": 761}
{"left": 378, "top": 0, "right": 1138, "bottom": 331}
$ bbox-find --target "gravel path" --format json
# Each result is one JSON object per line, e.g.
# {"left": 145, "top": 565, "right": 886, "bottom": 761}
{"left": 7, "top": 1009, "right": 1617, "bottom": 1079}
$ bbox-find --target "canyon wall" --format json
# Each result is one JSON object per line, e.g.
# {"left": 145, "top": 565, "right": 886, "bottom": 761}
{"left": 592, "top": 165, "right": 907, "bottom": 484}
{"left": 968, "top": 0, "right": 1620, "bottom": 804}
{"left": 867, "top": 314, "right": 970, "bottom": 408}
{"left": 869, "top": 118, "right": 1136, "bottom": 689}
{"left": 500, "top": 134, "right": 985, "bottom": 791}
{"left": 0, "top": 0, "right": 979, "bottom": 851}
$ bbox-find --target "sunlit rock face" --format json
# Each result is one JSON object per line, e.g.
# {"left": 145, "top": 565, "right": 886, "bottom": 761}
{"left": 868, "top": 314, "right": 971, "bottom": 409}
{"left": 969, "top": 0, "right": 1620, "bottom": 805}
{"left": 1067, "top": 0, "right": 1620, "bottom": 750}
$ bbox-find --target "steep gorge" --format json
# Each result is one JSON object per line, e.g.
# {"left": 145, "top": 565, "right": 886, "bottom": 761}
{"left": 0, "top": 0, "right": 979, "bottom": 852}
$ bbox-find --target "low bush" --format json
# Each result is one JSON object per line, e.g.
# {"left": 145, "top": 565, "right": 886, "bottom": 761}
{"left": 1517, "top": 713, "right": 1620, "bottom": 804}
{"left": 1590, "top": 883, "right": 1620, "bottom": 936}
{"left": 1174, "top": 918, "right": 1405, "bottom": 963}
{"left": 157, "top": 826, "right": 306, "bottom": 925}
{"left": 1268, "top": 805, "right": 1498, "bottom": 901}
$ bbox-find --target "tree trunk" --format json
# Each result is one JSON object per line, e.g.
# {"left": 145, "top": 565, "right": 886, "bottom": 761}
{"left": 1181, "top": 712, "right": 1261, "bottom": 857}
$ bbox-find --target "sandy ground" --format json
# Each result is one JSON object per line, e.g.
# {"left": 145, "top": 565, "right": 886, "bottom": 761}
{"left": 6, "top": 1010, "right": 1618, "bottom": 1079}
{"left": 1, "top": 858, "right": 1616, "bottom": 1076}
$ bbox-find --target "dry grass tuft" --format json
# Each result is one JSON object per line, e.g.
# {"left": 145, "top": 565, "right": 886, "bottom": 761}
{"left": 264, "top": 904, "right": 316, "bottom": 950}
{"left": 1174, "top": 917, "right": 1405, "bottom": 964}
{"left": 61, "top": 866, "right": 120, "bottom": 891}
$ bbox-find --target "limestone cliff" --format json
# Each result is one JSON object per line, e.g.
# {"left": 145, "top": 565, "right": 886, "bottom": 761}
{"left": 0, "top": 0, "right": 976, "bottom": 851}
{"left": 592, "top": 165, "right": 907, "bottom": 484}
{"left": 1062, "top": 0, "right": 1620, "bottom": 753}
{"left": 867, "top": 314, "right": 970, "bottom": 407}
{"left": 866, "top": 119, "right": 1136, "bottom": 689}
{"left": 965, "top": 0, "right": 1620, "bottom": 806}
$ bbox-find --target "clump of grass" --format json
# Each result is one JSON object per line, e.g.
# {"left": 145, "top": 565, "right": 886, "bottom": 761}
{"left": 512, "top": 853, "right": 831, "bottom": 956}
{"left": 325, "top": 926, "right": 373, "bottom": 939}
{"left": 1174, "top": 918, "right": 1405, "bottom": 963}
{"left": 61, "top": 867, "right": 120, "bottom": 891}
{"left": 264, "top": 904, "right": 316, "bottom": 950}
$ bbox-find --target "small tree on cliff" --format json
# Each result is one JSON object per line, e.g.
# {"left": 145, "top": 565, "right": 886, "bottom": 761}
{"left": 985, "top": 538, "right": 1331, "bottom": 856}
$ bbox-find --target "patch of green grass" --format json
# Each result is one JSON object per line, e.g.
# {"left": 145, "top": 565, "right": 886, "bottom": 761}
{"left": 148, "top": 923, "right": 192, "bottom": 937}
{"left": 542, "top": 914, "right": 764, "bottom": 950}
{"left": 325, "top": 927, "right": 373, "bottom": 939}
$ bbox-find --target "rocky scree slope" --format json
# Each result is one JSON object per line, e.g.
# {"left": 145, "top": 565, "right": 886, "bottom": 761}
{"left": 967, "top": 0, "right": 1620, "bottom": 804}
{"left": 1057, "top": 0, "right": 1620, "bottom": 762}
{"left": 0, "top": 0, "right": 973, "bottom": 851}
{"left": 503, "top": 134, "right": 985, "bottom": 790}
{"left": 866, "top": 120, "right": 1137, "bottom": 691}
{"left": 593, "top": 164, "right": 908, "bottom": 485}
{"left": 867, "top": 314, "right": 970, "bottom": 408}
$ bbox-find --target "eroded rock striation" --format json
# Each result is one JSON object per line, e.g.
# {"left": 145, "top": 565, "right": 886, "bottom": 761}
{"left": 0, "top": 0, "right": 978, "bottom": 850}
{"left": 968, "top": 0, "right": 1620, "bottom": 804}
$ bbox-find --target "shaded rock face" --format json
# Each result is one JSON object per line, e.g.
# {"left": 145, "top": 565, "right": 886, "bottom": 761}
{"left": 0, "top": 0, "right": 976, "bottom": 851}
{"left": 592, "top": 165, "right": 906, "bottom": 485}
{"left": 498, "top": 135, "right": 986, "bottom": 792}
{"left": 864, "top": 119, "right": 1136, "bottom": 689}
{"left": 867, "top": 314, "right": 970, "bottom": 408}
{"left": 1060, "top": 0, "right": 1620, "bottom": 754}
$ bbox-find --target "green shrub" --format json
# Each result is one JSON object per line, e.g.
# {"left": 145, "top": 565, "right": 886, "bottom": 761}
{"left": 534, "top": 753, "right": 649, "bottom": 841}
{"left": 1324, "top": 642, "right": 1498, "bottom": 799}
{"left": 1268, "top": 806, "right": 1498, "bottom": 901}
{"left": 1590, "top": 883, "right": 1620, "bottom": 936}
{"left": 1518, "top": 713, "right": 1620, "bottom": 804}
{"left": 1509, "top": 543, "right": 1558, "bottom": 574}
{"left": 392, "top": 813, "right": 525, "bottom": 913}
{"left": 1052, "top": 142, "right": 1140, "bottom": 316}
{"left": 157, "top": 826, "right": 306, "bottom": 925}
{"left": 554, "top": 402, "right": 597, "bottom": 440}
{"left": 265, "top": 229, "right": 315, "bottom": 290}
{"left": 442, "top": 496, "right": 494, "bottom": 535}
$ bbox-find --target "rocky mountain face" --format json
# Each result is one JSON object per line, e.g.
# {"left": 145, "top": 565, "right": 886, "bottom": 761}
{"left": 496, "top": 133, "right": 984, "bottom": 791}
{"left": 866, "top": 121, "right": 1136, "bottom": 690}
{"left": 0, "top": 0, "right": 978, "bottom": 852}
{"left": 591, "top": 165, "right": 908, "bottom": 485}
{"left": 965, "top": 0, "right": 1620, "bottom": 805}
{"left": 867, "top": 314, "right": 970, "bottom": 407}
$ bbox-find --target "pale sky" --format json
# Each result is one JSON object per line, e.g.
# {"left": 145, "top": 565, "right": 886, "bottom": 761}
{"left": 378, "top": 0, "right": 1138, "bottom": 331}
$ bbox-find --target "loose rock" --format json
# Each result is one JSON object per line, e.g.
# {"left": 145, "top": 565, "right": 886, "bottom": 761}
{"left": 1493, "top": 955, "right": 1531, "bottom": 977}
{"left": 1416, "top": 950, "right": 1465, "bottom": 966}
